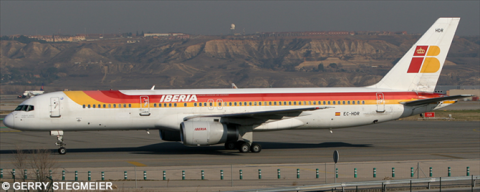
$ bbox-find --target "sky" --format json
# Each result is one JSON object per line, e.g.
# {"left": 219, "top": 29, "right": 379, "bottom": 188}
{"left": 1, "top": 1, "right": 479, "bottom": 36}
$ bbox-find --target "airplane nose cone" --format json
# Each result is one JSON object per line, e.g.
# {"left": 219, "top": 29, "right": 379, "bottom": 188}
{"left": 3, "top": 114, "right": 14, "bottom": 128}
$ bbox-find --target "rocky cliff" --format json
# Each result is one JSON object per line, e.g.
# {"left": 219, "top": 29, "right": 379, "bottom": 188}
{"left": 0, "top": 35, "right": 478, "bottom": 94}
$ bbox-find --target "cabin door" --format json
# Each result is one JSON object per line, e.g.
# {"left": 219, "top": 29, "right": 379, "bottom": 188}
{"left": 140, "top": 96, "right": 151, "bottom": 116}
{"left": 376, "top": 93, "right": 385, "bottom": 113}
{"left": 50, "top": 97, "right": 61, "bottom": 117}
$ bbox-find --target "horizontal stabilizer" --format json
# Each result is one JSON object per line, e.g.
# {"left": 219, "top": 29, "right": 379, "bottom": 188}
{"left": 401, "top": 94, "right": 473, "bottom": 106}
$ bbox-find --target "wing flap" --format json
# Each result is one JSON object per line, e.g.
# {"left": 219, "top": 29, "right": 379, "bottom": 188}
{"left": 184, "top": 106, "right": 332, "bottom": 121}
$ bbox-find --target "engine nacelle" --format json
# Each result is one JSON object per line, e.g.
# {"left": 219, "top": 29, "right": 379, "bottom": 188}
{"left": 159, "top": 129, "right": 181, "bottom": 141}
{"left": 180, "top": 121, "right": 238, "bottom": 146}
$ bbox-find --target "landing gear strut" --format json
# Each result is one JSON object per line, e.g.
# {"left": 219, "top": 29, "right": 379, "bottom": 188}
{"left": 51, "top": 131, "right": 67, "bottom": 155}
{"left": 55, "top": 135, "right": 67, "bottom": 155}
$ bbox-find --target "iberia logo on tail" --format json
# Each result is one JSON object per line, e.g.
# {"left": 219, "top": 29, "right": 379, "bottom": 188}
{"left": 407, "top": 45, "right": 441, "bottom": 73}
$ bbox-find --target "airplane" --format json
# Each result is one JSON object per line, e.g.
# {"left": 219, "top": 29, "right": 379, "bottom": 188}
{"left": 3, "top": 17, "right": 471, "bottom": 155}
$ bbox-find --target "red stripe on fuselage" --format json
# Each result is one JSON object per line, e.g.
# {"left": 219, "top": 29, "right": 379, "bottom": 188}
{"left": 81, "top": 90, "right": 444, "bottom": 103}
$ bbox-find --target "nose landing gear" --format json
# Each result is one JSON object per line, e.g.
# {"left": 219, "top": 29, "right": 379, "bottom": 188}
{"left": 51, "top": 130, "right": 67, "bottom": 155}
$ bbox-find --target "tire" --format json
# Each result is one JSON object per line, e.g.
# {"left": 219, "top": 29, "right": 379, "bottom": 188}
{"left": 250, "top": 143, "right": 262, "bottom": 153}
{"left": 238, "top": 142, "right": 250, "bottom": 153}
{"left": 225, "top": 142, "right": 236, "bottom": 150}
{"left": 58, "top": 147, "right": 67, "bottom": 155}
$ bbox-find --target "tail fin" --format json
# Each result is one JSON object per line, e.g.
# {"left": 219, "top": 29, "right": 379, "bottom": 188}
{"left": 371, "top": 17, "right": 460, "bottom": 92}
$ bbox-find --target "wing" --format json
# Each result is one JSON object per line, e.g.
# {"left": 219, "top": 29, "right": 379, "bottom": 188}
{"left": 184, "top": 106, "right": 332, "bottom": 121}
{"left": 401, "top": 94, "right": 473, "bottom": 106}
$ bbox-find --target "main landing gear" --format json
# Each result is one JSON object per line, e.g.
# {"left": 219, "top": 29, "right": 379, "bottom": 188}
{"left": 224, "top": 141, "right": 262, "bottom": 153}
{"left": 55, "top": 135, "right": 67, "bottom": 155}
{"left": 51, "top": 130, "right": 67, "bottom": 155}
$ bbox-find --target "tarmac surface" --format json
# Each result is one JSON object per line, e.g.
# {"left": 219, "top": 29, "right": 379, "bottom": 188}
{"left": 0, "top": 121, "right": 478, "bottom": 168}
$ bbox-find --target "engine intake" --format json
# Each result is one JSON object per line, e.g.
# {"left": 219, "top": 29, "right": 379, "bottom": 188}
{"left": 180, "top": 121, "right": 238, "bottom": 146}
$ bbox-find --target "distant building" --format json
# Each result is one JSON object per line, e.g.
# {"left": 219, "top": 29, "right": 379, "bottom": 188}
{"left": 144, "top": 33, "right": 170, "bottom": 37}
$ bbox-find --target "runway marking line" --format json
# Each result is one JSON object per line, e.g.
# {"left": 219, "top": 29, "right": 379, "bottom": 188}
{"left": 0, "top": 130, "right": 21, "bottom": 133}
{"left": 128, "top": 161, "right": 147, "bottom": 167}
{"left": 431, "top": 154, "right": 464, "bottom": 159}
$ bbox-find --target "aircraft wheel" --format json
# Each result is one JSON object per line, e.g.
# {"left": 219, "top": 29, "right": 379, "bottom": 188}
{"left": 237, "top": 141, "right": 250, "bottom": 153}
{"left": 250, "top": 143, "right": 262, "bottom": 153}
{"left": 58, "top": 147, "right": 67, "bottom": 155}
{"left": 225, "top": 142, "right": 236, "bottom": 150}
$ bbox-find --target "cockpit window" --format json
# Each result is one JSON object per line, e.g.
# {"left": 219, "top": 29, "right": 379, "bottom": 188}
{"left": 14, "top": 105, "right": 34, "bottom": 111}
{"left": 14, "top": 105, "right": 23, "bottom": 111}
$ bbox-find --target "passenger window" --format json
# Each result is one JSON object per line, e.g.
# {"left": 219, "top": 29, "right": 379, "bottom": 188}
{"left": 184, "top": 103, "right": 187, "bottom": 107}
{"left": 278, "top": 102, "right": 281, "bottom": 106}
{"left": 239, "top": 102, "right": 242, "bottom": 106}
{"left": 93, "top": 105, "right": 96, "bottom": 108}
{"left": 98, "top": 104, "right": 101, "bottom": 108}
{"left": 83, "top": 104, "right": 86, "bottom": 108}
{"left": 103, "top": 104, "right": 106, "bottom": 108}
{"left": 204, "top": 103, "right": 207, "bottom": 106}
{"left": 113, "top": 104, "right": 116, "bottom": 108}
{"left": 128, "top": 104, "right": 131, "bottom": 108}
{"left": 269, "top": 102, "right": 272, "bottom": 105}
{"left": 342, "top": 101, "right": 345, "bottom": 105}
{"left": 108, "top": 104, "right": 111, "bottom": 108}
{"left": 219, "top": 102, "right": 222, "bottom": 106}
{"left": 323, "top": 101, "right": 326, "bottom": 105}
{"left": 259, "top": 102, "right": 262, "bottom": 106}
{"left": 88, "top": 104, "right": 91, "bottom": 108}
{"left": 328, "top": 101, "right": 331, "bottom": 105}
{"left": 293, "top": 101, "right": 296, "bottom": 105}
{"left": 169, "top": 103, "right": 172, "bottom": 107}
{"left": 194, "top": 103, "right": 197, "bottom": 107}
{"left": 174, "top": 103, "right": 177, "bottom": 107}
{"left": 347, "top": 101, "right": 350, "bottom": 104}
{"left": 333, "top": 101, "right": 336, "bottom": 105}
{"left": 309, "top": 101, "right": 311, "bottom": 105}
{"left": 254, "top": 102, "right": 257, "bottom": 106}
{"left": 313, "top": 101, "right": 316, "bottom": 105}
{"left": 289, "top": 101, "right": 291, "bottom": 105}
{"left": 124, "top": 104, "right": 127, "bottom": 108}
{"left": 249, "top": 102, "right": 252, "bottom": 106}
{"left": 209, "top": 103, "right": 213, "bottom": 107}
{"left": 273, "top": 102, "right": 276, "bottom": 105}
{"left": 362, "top": 101, "right": 365, "bottom": 104}
{"left": 234, "top": 102, "right": 237, "bottom": 106}
{"left": 244, "top": 102, "right": 247, "bottom": 106}
{"left": 229, "top": 102, "right": 232, "bottom": 106}
{"left": 154, "top": 103, "right": 157, "bottom": 107}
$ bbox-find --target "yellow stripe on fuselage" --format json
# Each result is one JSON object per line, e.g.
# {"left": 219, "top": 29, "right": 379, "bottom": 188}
{"left": 64, "top": 91, "right": 102, "bottom": 105}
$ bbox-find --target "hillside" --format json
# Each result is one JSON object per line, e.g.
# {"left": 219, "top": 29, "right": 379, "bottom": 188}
{"left": 0, "top": 35, "right": 478, "bottom": 94}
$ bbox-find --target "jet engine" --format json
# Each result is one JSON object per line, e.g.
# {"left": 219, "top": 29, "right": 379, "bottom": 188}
{"left": 180, "top": 121, "right": 238, "bottom": 146}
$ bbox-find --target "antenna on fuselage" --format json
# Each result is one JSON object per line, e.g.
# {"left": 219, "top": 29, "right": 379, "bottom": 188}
{"left": 151, "top": 85, "right": 155, "bottom": 90}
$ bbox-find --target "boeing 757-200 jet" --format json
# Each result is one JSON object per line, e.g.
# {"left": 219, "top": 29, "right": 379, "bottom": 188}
{"left": 4, "top": 17, "right": 470, "bottom": 154}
